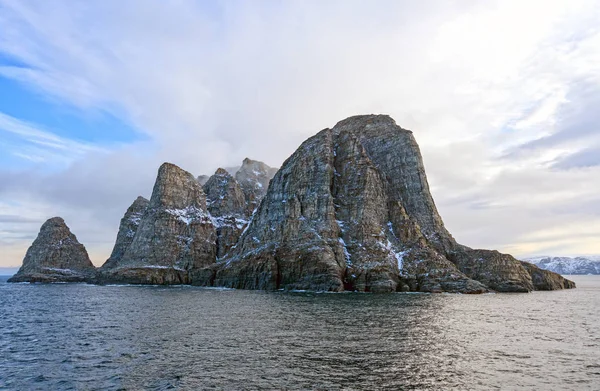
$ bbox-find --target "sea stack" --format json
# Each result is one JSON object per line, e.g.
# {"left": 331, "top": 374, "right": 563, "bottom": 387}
{"left": 194, "top": 114, "right": 575, "bottom": 293}
{"left": 8, "top": 114, "right": 576, "bottom": 292}
{"left": 8, "top": 217, "right": 96, "bottom": 283}
{"left": 98, "top": 163, "right": 216, "bottom": 284}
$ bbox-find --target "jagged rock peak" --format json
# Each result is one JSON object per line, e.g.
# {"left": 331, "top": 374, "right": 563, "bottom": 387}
{"left": 194, "top": 114, "right": 574, "bottom": 293}
{"left": 152, "top": 162, "right": 207, "bottom": 210}
{"left": 101, "top": 196, "right": 150, "bottom": 270}
{"left": 332, "top": 114, "right": 403, "bottom": 132}
{"left": 203, "top": 168, "right": 249, "bottom": 258}
{"left": 8, "top": 217, "right": 96, "bottom": 283}
{"left": 203, "top": 168, "right": 246, "bottom": 218}
{"left": 235, "top": 158, "right": 278, "bottom": 213}
{"left": 98, "top": 163, "right": 216, "bottom": 284}
{"left": 214, "top": 167, "right": 229, "bottom": 176}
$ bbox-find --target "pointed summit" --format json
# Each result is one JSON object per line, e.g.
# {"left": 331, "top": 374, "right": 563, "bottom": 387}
{"left": 235, "top": 158, "right": 278, "bottom": 213}
{"left": 152, "top": 162, "right": 207, "bottom": 210}
{"left": 99, "top": 163, "right": 216, "bottom": 284}
{"left": 203, "top": 168, "right": 248, "bottom": 258}
{"left": 194, "top": 114, "right": 574, "bottom": 293}
{"left": 8, "top": 217, "right": 96, "bottom": 283}
{"left": 101, "top": 196, "right": 149, "bottom": 270}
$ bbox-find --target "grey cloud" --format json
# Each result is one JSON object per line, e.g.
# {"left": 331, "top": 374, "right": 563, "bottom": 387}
{"left": 504, "top": 81, "right": 600, "bottom": 158}
{"left": 0, "top": 214, "right": 37, "bottom": 223}
{"left": 552, "top": 147, "right": 600, "bottom": 169}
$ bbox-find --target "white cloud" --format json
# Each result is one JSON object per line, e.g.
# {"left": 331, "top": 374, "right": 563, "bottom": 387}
{"left": 0, "top": 0, "right": 599, "bottom": 266}
{"left": 0, "top": 112, "right": 109, "bottom": 165}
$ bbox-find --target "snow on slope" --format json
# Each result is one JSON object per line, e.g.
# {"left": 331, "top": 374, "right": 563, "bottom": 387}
{"left": 523, "top": 256, "right": 600, "bottom": 275}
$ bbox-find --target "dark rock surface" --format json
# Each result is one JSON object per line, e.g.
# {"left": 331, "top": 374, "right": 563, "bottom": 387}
{"left": 100, "top": 196, "right": 149, "bottom": 270}
{"left": 203, "top": 168, "right": 248, "bottom": 258}
{"left": 9, "top": 114, "right": 575, "bottom": 292}
{"left": 192, "top": 115, "right": 573, "bottom": 293}
{"left": 8, "top": 217, "right": 96, "bottom": 283}
{"left": 520, "top": 261, "right": 577, "bottom": 290}
{"left": 98, "top": 163, "right": 216, "bottom": 284}
{"left": 235, "top": 158, "right": 278, "bottom": 214}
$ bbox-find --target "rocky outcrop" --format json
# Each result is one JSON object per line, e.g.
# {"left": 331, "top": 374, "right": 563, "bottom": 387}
{"left": 203, "top": 168, "right": 248, "bottom": 258}
{"left": 8, "top": 217, "right": 96, "bottom": 283}
{"left": 195, "top": 121, "right": 485, "bottom": 292}
{"left": 520, "top": 261, "right": 577, "bottom": 290}
{"left": 192, "top": 114, "right": 573, "bottom": 293}
{"left": 9, "top": 114, "right": 575, "bottom": 292}
{"left": 98, "top": 163, "right": 216, "bottom": 284}
{"left": 101, "top": 196, "right": 149, "bottom": 270}
{"left": 235, "top": 158, "right": 278, "bottom": 214}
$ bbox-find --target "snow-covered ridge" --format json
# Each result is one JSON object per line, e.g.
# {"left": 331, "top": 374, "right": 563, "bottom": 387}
{"left": 164, "top": 206, "right": 211, "bottom": 224}
{"left": 524, "top": 256, "right": 600, "bottom": 275}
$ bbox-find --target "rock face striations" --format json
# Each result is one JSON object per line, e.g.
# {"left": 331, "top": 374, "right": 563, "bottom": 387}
{"left": 98, "top": 163, "right": 216, "bottom": 284}
{"left": 8, "top": 217, "right": 96, "bottom": 283}
{"left": 235, "top": 158, "right": 278, "bottom": 214}
{"left": 9, "top": 114, "right": 575, "bottom": 293}
{"left": 203, "top": 168, "right": 248, "bottom": 258}
{"left": 194, "top": 115, "right": 574, "bottom": 293}
{"left": 101, "top": 196, "right": 149, "bottom": 271}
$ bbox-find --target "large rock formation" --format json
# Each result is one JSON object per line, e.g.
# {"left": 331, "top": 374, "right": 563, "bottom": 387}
{"left": 203, "top": 168, "right": 248, "bottom": 258}
{"left": 8, "top": 217, "right": 96, "bottom": 283}
{"left": 98, "top": 163, "right": 216, "bottom": 284}
{"left": 192, "top": 114, "right": 574, "bottom": 293}
{"left": 100, "top": 196, "right": 149, "bottom": 270}
{"left": 235, "top": 158, "right": 278, "bottom": 214}
{"left": 8, "top": 114, "right": 576, "bottom": 293}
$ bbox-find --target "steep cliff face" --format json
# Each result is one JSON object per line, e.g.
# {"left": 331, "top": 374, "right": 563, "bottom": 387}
{"left": 101, "top": 196, "right": 149, "bottom": 270}
{"left": 99, "top": 163, "right": 216, "bottom": 284}
{"left": 8, "top": 217, "right": 96, "bottom": 283}
{"left": 203, "top": 168, "right": 248, "bottom": 258}
{"left": 11, "top": 114, "right": 574, "bottom": 292}
{"left": 235, "top": 158, "right": 278, "bottom": 214}
{"left": 199, "top": 125, "right": 485, "bottom": 292}
{"left": 193, "top": 114, "right": 573, "bottom": 293}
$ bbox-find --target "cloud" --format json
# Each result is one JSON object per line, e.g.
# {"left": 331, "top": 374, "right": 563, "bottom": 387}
{"left": 0, "top": 0, "right": 599, "bottom": 266}
{"left": 0, "top": 111, "right": 110, "bottom": 166}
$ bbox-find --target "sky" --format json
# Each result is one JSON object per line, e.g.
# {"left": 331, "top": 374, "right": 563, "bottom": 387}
{"left": 0, "top": 0, "right": 599, "bottom": 268}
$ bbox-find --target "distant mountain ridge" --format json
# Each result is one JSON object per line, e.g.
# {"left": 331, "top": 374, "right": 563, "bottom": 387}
{"left": 524, "top": 256, "right": 600, "bottom": 275}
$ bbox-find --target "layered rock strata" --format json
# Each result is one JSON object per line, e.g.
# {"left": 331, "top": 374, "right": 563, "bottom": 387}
{"left": 8, "top": 217, "right": 96, "bottom": 283}
{"left": 98, "top": 163, "right": 216, "bottom": 284}
{"left": 100, "top": 196, "right": 149, "bottom": 270}
{"left": 9, "top": 115, "right": 576, "bottom": 293}
{"left": 235, "top": 158, "right": 278, "bottom": 214}
{"left": 203, "top": 168, "right": 248, "bottom": 258}
{"left": 192, "top": 115, "right": 574, "bottom": 293}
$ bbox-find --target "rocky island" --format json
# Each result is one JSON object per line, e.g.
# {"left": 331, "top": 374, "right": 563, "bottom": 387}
{"left": 9, "top": 115, "right": 575, "bottom": 292}
{"left": 8, "top": 217, "right": 96, "bottom": 283}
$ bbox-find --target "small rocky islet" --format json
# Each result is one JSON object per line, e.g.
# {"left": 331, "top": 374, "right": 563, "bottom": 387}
{"left": 8, "top": 115, "right": 576, "bottom": 292}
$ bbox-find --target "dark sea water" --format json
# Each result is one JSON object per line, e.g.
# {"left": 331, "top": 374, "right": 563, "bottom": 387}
{"left": 0, "top": 276, "right": 599, "bottom": 391}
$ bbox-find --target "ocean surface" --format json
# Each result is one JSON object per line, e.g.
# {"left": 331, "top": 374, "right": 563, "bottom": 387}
{"left": 0, "top": 276, "right": 598, "bottom": 391}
